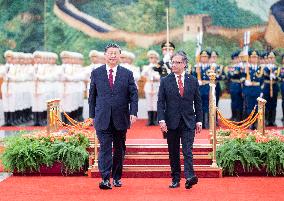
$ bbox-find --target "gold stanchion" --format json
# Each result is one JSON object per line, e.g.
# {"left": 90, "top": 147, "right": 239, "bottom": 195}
{"left": 257, "top": 97, "right": 266, "bottom": 135}
{"left": 93, "top": 132, "right": 98, "bottom": 168}
{"left": 209, "top": 70, "right": 218, "bottom": 168}
{"left": 47, "top": 99, "right": 61, "bottom": 135}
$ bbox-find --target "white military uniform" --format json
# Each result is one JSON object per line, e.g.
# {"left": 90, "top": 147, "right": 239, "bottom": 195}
{"left": 141, "top": 63, "right": 160, "bottom": 111}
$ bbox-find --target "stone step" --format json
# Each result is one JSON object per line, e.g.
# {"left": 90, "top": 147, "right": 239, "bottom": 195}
{"left": 88, "top": 164, "right": 222, "bottom": 178}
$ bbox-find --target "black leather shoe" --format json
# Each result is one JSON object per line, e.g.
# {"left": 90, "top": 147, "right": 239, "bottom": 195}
{"left": 99, "top": 180, "right": 112, "bottom": 190}
{"left": 185, "top": 176, "right": 198, "bottom": 189}
{"left": 169, "top": 181, "right": 180, "bottom": 188}
{"left": 113, "top": 180, "right": 122, "bottom": 187}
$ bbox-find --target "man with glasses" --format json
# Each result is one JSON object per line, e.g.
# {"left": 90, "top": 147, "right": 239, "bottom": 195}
{"left": 158, "top": 51, "right": 202, "bottom": 189}
{"left": 88, "top": 43, "right": 138, "bottom": 189}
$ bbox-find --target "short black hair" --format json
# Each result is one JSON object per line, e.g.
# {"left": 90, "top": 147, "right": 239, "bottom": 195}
{"left": 104, "top": 43, "right": 121, "bottom": 53}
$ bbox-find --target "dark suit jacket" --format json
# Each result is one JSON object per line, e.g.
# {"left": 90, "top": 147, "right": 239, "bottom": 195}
{"left": 157, "top": 72, "right": 202, "bottom": 130}
{"left": 88, "top": 65, "right": 138, "bottom": 130}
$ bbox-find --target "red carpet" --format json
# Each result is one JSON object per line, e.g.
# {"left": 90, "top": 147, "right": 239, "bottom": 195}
{"left": 0, "top": 176, "right": 283, "bottom": 201}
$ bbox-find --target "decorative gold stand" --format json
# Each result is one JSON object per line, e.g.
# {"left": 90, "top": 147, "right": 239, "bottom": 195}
{"left": 46, "top": 99, "right": 61, "bottom": 135}
{"left": 208, "top": 70, "right": 218, "bottom": 168}
{"left": 257, "top": 97, "right": 267, "bottom": 135}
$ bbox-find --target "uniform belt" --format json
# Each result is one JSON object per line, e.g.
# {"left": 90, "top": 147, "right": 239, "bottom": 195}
{"left": 147, "top": 79, "right": 160, "bottom": 83}
{"left": 251, "top": 81, "right": 260, "bottom": 86}
{"left": 201, "top": 80, "right": 210, "bottom": 85}
{"left": 230, "top": 79, "right": 241, "bottom": 83}
{"left": 264, "top": 80, "right": 276, "bottom": 84}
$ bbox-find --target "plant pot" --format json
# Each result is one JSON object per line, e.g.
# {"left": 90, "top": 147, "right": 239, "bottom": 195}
{"left": 232, "top": 161, "right": 267, "bottom": 176}
{"left": 13, "top": 162, "right": 86, "bottom": 176}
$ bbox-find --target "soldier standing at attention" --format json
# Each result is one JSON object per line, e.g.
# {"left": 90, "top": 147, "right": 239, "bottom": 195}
{"left": 262, "top": 51, "right": 279, "bottom": 126}
{"left": 1, "top": 51, "right": 14, "bottom": 126}
{"left": 154, "top": 42, "right": 175, "bottom": 78}
{"left": 227, "top": 51, "right": 243, "bottom": 121}
{"left": 242, "top": 50, "right": 263, "bottom": 130}
{"left": 279, "top": 54, "right": 284, "bottom": 123}
{"left": 209, "top": 50, "right": 226, "bottom": 107}
{"left": 192, "top": 50, "right": 211, "bottom": 129}
{"left": 141, "top": 50, "right": 160, "bottom": 126}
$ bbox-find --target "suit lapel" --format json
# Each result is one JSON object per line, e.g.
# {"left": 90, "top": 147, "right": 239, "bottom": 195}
{"left": 113, "top": 65, "right": 122, "bottom": 92}
{"left": 184, "top": 73, "right": 190, "bottom": 97}
{"left": 102, "top": 65, "right": 112, "bottom": 92}
{"left": 169, "top": 73, "right": 181, "bottom": 97}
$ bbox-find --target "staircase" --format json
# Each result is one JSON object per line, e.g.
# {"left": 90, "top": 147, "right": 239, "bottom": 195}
{"left": 87, "top": 142, "right": 222, "bottom": 178}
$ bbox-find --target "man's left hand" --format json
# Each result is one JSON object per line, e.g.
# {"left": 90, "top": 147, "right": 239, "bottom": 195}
{"left": 195, "top": 122, "right": 202, "bottom": 134}
{"left": 130, "top": 115, "right": 137, "bottom": 125}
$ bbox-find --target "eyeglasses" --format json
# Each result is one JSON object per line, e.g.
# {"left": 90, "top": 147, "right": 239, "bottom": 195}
{"left": 171, "top": 61, "right": 184, "bottom": 65}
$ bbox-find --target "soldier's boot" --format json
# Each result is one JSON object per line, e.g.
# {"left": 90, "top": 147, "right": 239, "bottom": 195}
{"left": 270, "top": 109, "right": 277, "bottom": 127}
{"left": 203, "top": 113, "right": 209, "bottom": 129}
{"left": 265, "top": 111, "right": 270, "bottom": 126}
{"left": 77, "top": 107, "right": 84, "bottom": 122}
{"left": 19, "top": 110, "right": 25, "bottom": 124}
{"left": 39, "top": 112, "right": 47, "bottom": 126}
{"left": 153, "top": 111, "right": 158, "bottom": 126}
{"left": 235, "top": 111, "right": 241, "bottom": 122}
{"left": 146, "top": 111, "right": 152, "bottom": 126}
{"left": 23, "top": 108, "right": 30, "bottom": 122}
{"left": 33, "top": 112, "right": 40, "bottom": 126}
{"left": 61, "top": 113, "right": 66, "bottom": 124}
{"left": 230, "top": 110, "right": 235, "bottom": 121}
{"left": 3, "top": 112, "right": 12, "bottom": 126}
{"left": 10, "top": 112, "right": 17, "bottom": 126}
{"left": 43, "top": 111, "right": 47, "bottom": 125}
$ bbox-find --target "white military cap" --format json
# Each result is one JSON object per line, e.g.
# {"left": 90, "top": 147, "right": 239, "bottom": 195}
{"left": 147, "top": 50, "right": 159, "bottom": 59}
{"left": 4, "top": 50, "right": 14, "bottom": 58}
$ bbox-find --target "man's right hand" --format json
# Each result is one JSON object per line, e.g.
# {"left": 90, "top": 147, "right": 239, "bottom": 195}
{"left": 198, "top": 80, "right": 202, "bottom": 86}
{"left": 159, "top": 121, "right": 168, "bottom": 133}
{"left": 245, "top": 80, "right": 252, "bottom": 86}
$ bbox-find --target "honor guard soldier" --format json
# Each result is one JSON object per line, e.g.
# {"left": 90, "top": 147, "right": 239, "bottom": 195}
{"left": 120, "top": 51, "right": 141, "bottom": 89}
{"left": 154, "top": 42, "right": 174, "bottom": 78}
{"left": 209, "top": 50, "right": 226, "bottom": 106}
{"left": 85, "top": 50, "right": 105, "bottom": 98}
{"left": 279, "top": 54, "right": 284, "bottom": 122}
{"left": 1, "top": 50, "right": 14, "bottom": 126}
{"left": 227, "top": 51, "right": 243, "bottom": 121}
{"left": 141, "top": 50, "right": 160, "bottom": 126}
{"left": 60, "top": 51, "right": 85, "bottom": 123}
{"left": 192, "top": 50, "right": 211, "bottom": 129}
{"left": 242, "top": 50, "right": 264, "bottom": 129}
{"left": 262, "top": 51, "right": 279, "bottom": 126}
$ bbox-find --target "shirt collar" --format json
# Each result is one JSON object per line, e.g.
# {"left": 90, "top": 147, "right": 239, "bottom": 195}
{"left": 106, "top": 64, "right": 118, "bottom": 73}
{"left": 174, "top": 71, "right": 185, "bottom": 79}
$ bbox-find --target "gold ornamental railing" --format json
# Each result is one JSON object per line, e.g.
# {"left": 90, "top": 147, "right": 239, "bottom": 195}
{"left": 46, "top": 99, "right": 98, "bottom": 169}
{"left": 208, "top": 71, "right": 266, "bottom": 168}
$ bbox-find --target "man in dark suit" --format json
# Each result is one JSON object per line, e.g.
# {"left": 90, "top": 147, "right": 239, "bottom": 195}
{"left": 88, "top": 43, "right": 138, "bottom": 190}
{"left": 157, "top": 51, "right": 202, "bottom": 189}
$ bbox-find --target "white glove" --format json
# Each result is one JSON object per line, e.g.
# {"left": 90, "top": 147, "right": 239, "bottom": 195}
{"left": 270, "top": 73, "right": 276, "bottom": 80}
{"left": 163, "top": 52, "right": 171, "bottom": 63}
{"left": 245, "top": 80, "right": 252, "bottom": 86}
{"left": 198, "top": 80, "right": 202, "bottom": 86}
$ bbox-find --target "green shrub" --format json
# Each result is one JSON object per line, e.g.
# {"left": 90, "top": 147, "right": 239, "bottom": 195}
{"left": 1, "top": 136, "right": 53, "bottom": 172}
{"left": 217, "top": 136, "right": 284, "bottom": 176}
{"left": 0, "top": 132, "right": 90, "bottom": 174}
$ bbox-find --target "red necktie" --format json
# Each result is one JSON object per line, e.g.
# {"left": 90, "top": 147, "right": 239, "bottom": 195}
{"left": 109, "top": 69, "right": 114, "bottom": 89}
{"left": 178, "top": 75, "right": 184, "bottom": 96}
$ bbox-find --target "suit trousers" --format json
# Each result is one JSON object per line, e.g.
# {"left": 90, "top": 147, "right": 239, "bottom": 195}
{"left": 96, "top": 116, "right": 126, "bottom": 181}
{"left": 167, "top": 118, "right": 195, "bottom": 182}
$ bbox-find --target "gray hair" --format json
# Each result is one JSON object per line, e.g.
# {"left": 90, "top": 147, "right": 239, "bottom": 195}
{"left": 171, "top": 50, "right": 189, "bottom": 68}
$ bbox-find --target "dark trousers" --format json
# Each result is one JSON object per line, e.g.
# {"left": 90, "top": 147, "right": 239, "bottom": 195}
{"left": 167, "top": 118, "right": 195, "bottom": 182}
{"left": 96, "top": 117, "right": 126, "bottom": 181}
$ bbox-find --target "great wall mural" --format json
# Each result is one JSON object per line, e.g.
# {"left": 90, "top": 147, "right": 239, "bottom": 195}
{"left": 54, "top": 0, "right": 284, "bottom": 48}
